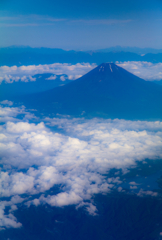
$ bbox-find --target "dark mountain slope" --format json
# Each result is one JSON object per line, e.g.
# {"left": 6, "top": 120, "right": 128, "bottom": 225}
{"left": 13, "top": 63, "right": 162, "bottom": 120}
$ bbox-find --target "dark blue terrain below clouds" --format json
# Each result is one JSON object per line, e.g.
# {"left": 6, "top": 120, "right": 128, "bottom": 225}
{"left": 1, "top": 159, "right": 162, "bottom": 240}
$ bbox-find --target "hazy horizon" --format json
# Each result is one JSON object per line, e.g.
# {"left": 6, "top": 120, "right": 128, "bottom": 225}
{"left": 1, "top": 0, "right": 162, "bottom": 49}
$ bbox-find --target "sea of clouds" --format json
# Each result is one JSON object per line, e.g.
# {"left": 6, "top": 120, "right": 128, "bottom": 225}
{"left": 0, "top": 63, "right": 96, "bottom": 84}
{"left": 117, "top": 61, "right": 162, "bottom": 81}
{"left": 0, "top": 102, "right": 162, "bottom": 230}
{"left": 0, "top": 61, "right": 162, "bottom": 84}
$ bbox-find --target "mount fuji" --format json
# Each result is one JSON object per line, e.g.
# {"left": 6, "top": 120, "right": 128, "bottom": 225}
{"left": 9, "top": 63, "right": 162, "bottom": 120}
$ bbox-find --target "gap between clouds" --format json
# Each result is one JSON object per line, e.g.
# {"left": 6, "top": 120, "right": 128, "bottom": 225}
{"left": 0, "top": 104, "right": 162, "bottom": 229}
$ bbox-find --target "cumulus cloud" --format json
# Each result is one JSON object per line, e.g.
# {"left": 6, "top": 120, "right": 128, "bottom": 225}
{"left": 0, "top": 104, "right": 36, "bottom": 122}
{"left": 137, "top": 189, "right": 158, "bottom": 197}
{"left": 45, "top": 117, "right": 162, "bottom": 134}
{"left": 0, "top": 105, "right": 162, "bottom": 228}
{"left": 45, "top": 75, "right": 57, "bottom": 80}
{"left": 0, "top": 74, "right": 36, "bottom": 83}
{"left": 60, "top": 75, "right": 66, "bottom": 81}
{"left": 6, "top": 121, "right": 45, "bottom": 133}
{"left": 117, "top": 61, "right": 162, "bottom": 81}
{"left": 0, "top": 204, "right": 22, "bottom": 229}
{"left": 0, "top": 63, "right": 96, "bottom": 84}
{"left": 129, "top": 181, "right": 139, "bottom": 185}
{"left": 130, "top": 186, "right": 138, "bottom": 189}
{"left": 0, "top": 100, "right": 13, "bottom": 106}
{"left": 0, "top": 195, "right": 26, "bottom": 229}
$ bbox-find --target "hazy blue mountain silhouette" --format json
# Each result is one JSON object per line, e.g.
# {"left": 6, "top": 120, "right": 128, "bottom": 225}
{"left": 12, "top": 63, "right": 162, "bottom": 120}
{"left": 96, "top": 46, "right": 162, "bottom": 54}
{"left": 154, "top": 80, "right": 162, "bottom": 86}
{"left": 0, "top": 47, "right": 140, "bottom": 66}
{"left": 1, "top": 46, "right": 162, "bottom": 66}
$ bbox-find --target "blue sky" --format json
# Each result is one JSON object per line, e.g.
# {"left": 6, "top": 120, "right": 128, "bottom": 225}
{"left": 0, "top": 0, "right": 162, "bottom": 50}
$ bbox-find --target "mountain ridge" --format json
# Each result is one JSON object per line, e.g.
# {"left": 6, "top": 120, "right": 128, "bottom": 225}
{"left": 1, "top": 47, "right": 162, "bottom": 66}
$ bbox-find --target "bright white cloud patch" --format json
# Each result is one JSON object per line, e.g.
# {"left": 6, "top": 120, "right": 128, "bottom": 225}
{"left": 117, "top": 61, "right": 162, "bottom": 81}
{"left": 0, "top": 105, "right": 162, "bottom": 229}
{"left": 0, "top": 63, "right": 96, "bottom": 83}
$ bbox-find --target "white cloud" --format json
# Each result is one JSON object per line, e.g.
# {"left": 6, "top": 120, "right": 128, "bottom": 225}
{"left": 130, "top": 186, "right": 138, "bottom": 189}
{"left": 117, "top": 61, "right": 162, "bottom": 81}
{"left": 0, "top": 206, "right": 22, "bottom": 229}
{"left": 129, "top": 181, "right": 139, "bottom": 185}
{"left": 86, "top": 203, "right": 97, "bottom": 215}
{"left": 0, "top": 100, "right": 13, "bottom": 106}
{"left": 0, "top": 105, "right": 162, "bottom": 228}
{"left": 40, "top": 191, "right": 83, "bottom": 207}
{"left": 137, "top": 189, "right": 158, "bottom": 197}
{"left": 0, "top": 195, "right": 25, "bottom": 229}
{"left": 46, "top": 117, "right": 162, "bottom": 133}
{"left": 0, "top": 105, "right": 36, "bottom": 122}
{"left": 45, "top": 75, "right": 57, "bottom": 80}
{"left": 60, "top": 75, "right": 66, "bottom": 81}
{"left": 0, "top": 63, "right": 96, "bottom": 84}
{"left": 6, "top": 121, "right": 45, "bottom": 133}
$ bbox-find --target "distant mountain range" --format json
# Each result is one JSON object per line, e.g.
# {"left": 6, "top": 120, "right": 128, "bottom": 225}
{"left": 1, "top": 46, "right": 162, "bottom": 66}
{"left": 8, "top": 63, "right": 162, "bottom": 120}
{"left": 95, "top": 46, "right": 162, "bottom": 54}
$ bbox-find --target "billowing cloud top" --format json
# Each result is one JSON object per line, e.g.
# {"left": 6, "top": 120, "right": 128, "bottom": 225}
{"left": 0, "top": 103, "right": 162, "bottom": 229}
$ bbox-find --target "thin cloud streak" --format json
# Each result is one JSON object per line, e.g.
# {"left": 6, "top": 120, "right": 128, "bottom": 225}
{"left": 0, "top": 23, "right": 64, "bottom": 27}
{"left": 0, "top": 14, "right": 67, "bottom": 28}
{"left": 0, "top": 14, "right": 132, "bottom": 27}
{"left": 70, "top": 19, "right": 132, "bottom": 25}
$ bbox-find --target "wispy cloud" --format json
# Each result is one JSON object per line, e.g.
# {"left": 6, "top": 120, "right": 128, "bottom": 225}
{"left": 0, "top": 23, "right": 42, "bottom": 27}
{"left": 0, "top": 14, "right": 67, "bottom": 28}
{"left": 70, "top": 19, "right": 132, "bottom": 25}
{"left": 0, "top": 14, "right": 132, "bottom": 27}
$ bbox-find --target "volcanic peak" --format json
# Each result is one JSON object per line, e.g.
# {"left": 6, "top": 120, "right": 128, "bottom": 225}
{"left": 97, "top": 62, "right": 119, "bottom": 73}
